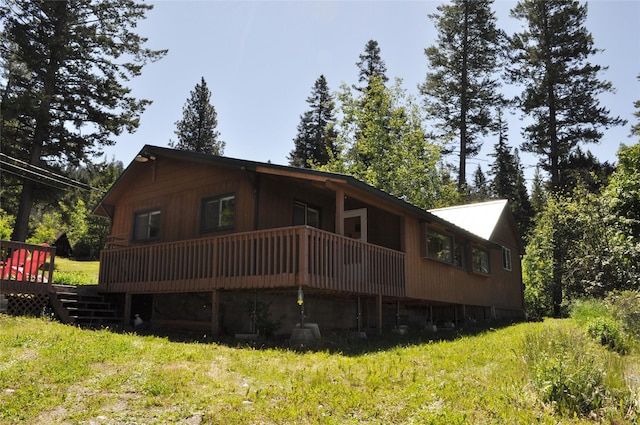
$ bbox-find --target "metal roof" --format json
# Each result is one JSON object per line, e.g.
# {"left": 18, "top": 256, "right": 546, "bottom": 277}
{"left": 429, "top": 199, "right": 508, "bottom": 240}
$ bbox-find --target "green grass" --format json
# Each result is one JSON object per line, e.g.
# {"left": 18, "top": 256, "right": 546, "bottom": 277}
{"left": 51, "top": 257, "right": 100, "bottom": 285}
{"left": 0, "top": 316, "right": 637, "bottom": 424}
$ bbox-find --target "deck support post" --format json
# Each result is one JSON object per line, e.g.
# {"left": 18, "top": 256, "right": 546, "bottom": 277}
{"left": 377, "top": 294, "right": 382, "bottom": 336}
{"left": 123, "top": 293, "right": 132, "bottom": 326}
{"left": 211, "top": 289, "right": 219, "bottom": 337}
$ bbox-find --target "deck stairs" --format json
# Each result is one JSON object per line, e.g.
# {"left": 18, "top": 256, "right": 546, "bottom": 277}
{"left": 49, "top": 285, "right": 122, "bottom": 327}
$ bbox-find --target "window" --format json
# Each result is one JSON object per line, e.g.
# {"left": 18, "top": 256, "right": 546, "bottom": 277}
{"left": 472, "top": 247, "right": 490, "bottom": 274}
{"left": 133, "top": 209, "right": 161, "bottom": 241}
{"left": 453, "top": 241, "right": 465, "bottom": 268}
{"left": 502, "top": 247, "right": 512, "bottom": 271}
{"left": 202, "top": 193, "right": 236, "bottom": 232}
{"left": 293, "top": 201, "right": 320, "bottom": 228}
{"left": 426, "top": 228, "right": 452, "bottom": 263}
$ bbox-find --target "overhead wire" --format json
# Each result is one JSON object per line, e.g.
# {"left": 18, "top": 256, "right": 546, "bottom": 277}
{"left": 0, "top": 153, "right": 103, "bottom": 192}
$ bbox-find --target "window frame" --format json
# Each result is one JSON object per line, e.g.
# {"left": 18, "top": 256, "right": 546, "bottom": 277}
{"left": 293, "top": 200, "right": 321, "bottom": 228}
{"left": 502, "top": 246, "right": 512, "bottom": 271}
{"left": 133, "top": 208, "right": 162, "bottom": 242}
{"left": 422, "top": 226, "right": 467, "bottom": 269}
{"left": 201, "top": 192, "right": 236, "bottom": 233}
{"left": 471, "top": 246, "right": 491, "bottom": 275}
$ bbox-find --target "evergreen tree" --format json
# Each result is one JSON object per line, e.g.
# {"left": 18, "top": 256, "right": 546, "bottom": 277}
{"left": 170, "top": 77, "right": 225, "bottom": 155}
{"left": 355, "top": 40, "right": 388, "bottom": 89}
{"left": 421, "top": 0, "right": 505, "bottom": 193}
{"left": 557, "top": 147, "right": 615, "bottom": 194}
{"left": 0, "top": 0, "right": 166, "bottom": 241}
{"left": 529, "top": 166, "right": 547, "bottom": 217}
{"left": 508, "top": 0, "right": 624, "bottom": 317}
{"left": 288, "top": 75, "right": 338, "bottom": 168}
{"left": 512, "top": 149, "right": 533, "bottom": 238}
{"left": 468, "top": 165, "right": 491, "bottom": 202}
{"left": 489, "top": 137, "right": 517, "bottom": 200}
{"left": 489, "top": 138, "right": 532, "bottom": 237}
{"left": 507, "top": 0, "right": 625, "bottom": 192}
{"left": 631, "top": 74, "right": 640, "bottom": 137}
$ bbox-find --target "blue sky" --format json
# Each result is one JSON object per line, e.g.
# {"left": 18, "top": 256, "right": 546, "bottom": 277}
{"left": 104, "top": 1, "right": 640, "bottom": 185}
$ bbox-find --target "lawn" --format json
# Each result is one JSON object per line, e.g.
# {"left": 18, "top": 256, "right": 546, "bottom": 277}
{"left": 0, "top": 316, "right": 637, "bottom": 424}
{"left": 51, "top": 257, "right": 100, "bottom": 285}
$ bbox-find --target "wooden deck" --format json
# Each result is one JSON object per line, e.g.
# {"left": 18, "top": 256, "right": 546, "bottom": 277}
{"left": 99, "top": 226, "right": 405, "bottom": 297}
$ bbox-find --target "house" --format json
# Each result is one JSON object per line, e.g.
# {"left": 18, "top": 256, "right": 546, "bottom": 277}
{"left": 93, "top": 145, "right": 524, "bottom": 336}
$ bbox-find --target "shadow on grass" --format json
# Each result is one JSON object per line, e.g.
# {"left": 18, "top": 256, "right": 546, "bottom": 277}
{"left": 108, "top": 319, "right": 522, "bottom": 356}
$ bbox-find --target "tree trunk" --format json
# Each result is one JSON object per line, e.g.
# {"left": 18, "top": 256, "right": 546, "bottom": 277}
{"left": 10, "top": 2, "right": 67, "bottom": 241}
{"left": 458, "top": 1, "right": 470, "bottom": 194}
{"left": 11, "top": 180, "right": 34, "bottom": 241}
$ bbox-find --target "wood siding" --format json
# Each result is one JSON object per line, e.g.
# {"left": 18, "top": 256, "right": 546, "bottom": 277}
{"left": 403, "top": 217, "right": 522, "bottom": 310}
{"left": 108, "top": 157, "right": 257, "bottom": 246}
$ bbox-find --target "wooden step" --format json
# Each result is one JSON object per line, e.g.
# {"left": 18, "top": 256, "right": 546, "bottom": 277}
{"left": 49, "top": 286, "right": 122, "bottom": 327}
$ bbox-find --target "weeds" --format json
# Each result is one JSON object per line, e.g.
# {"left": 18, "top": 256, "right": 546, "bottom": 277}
{"left": 521, "top": 323, "right": 634, "bottom": 420}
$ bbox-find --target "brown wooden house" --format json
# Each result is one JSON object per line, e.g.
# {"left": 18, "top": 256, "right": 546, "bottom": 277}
{"left": 94, "top": 145, "right": 524, "bottom": 336}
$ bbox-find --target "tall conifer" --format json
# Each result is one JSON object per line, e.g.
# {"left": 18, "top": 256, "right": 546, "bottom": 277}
{"left": 170, "top": 77, "right": 225, "bottom": 155}
{"left": 421, "top": 0, "right": 505, "bottom": 193}
{"left": 508, "top": 0, "right": 624, "bottom": 192}
{"left": 0, "top": 0, "right": 166, "bottom": 241}
{"left": 288, "top": 75, "right": 338, "bottom": 168}
{"left": 508, "top": 0, "right": 625, "bottom": 316}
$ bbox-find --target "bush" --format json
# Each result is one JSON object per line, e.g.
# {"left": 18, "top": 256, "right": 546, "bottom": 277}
{"left": 242, "top": 300, "right": 283, "bottom": 337}
{"left": 606, "top": 290, "right": 640, "bottom": 339}
{"left": 586, "top": 317, "right": 629, "bottom": 354}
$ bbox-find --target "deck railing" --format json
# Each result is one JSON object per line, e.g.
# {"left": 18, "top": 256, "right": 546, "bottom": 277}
{"left": 99, "top": 226, "right": 405, "bottom": 297}
{"left": 0, "top": 240, "right": 56, "bottom": 294}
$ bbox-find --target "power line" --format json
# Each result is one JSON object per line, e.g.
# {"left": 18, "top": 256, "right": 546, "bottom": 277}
{"left": 0, "top": 153, "right": 102, "bottom": 192}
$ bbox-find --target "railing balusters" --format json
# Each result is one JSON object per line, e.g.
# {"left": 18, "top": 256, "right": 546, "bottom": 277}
{"left": 98, "top": 226, "right": 405, "bottom": 297}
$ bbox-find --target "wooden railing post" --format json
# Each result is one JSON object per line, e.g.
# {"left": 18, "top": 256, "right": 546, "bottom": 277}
{"left": 298, "top": 227, "right": 309, "bottom": 286}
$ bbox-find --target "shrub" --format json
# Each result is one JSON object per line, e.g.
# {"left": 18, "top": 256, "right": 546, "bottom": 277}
{"left": 242, "top": 300, "right": 283, "bottom": 337}
{"left": 586, "top": 317, "right": 629, "bottom": 354}
{"left": 606, "top": 290, "right": 640, "bottom": 339}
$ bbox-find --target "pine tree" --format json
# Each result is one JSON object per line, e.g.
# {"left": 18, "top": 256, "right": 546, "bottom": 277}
{"left": 355, "top": 40, "right": 388, "bottom": 89}
{"left": 529, "top": 166, "right": 547, "bottom": 217}
{"left": 468, "top": 165, "right": 491, "bottom": 202}
{"left": 288, "top": 75, "right": 338, "bottom": 168}
{"left": 489, "top": 137, "right": 517, "bottom": 201}
{"left": 512, "top": 149, "right": 533, "bottom": 238}
{"left": 421, "top": 0, "right": 505, "bottom": 193}
{"left": 489, "top": 139, "right": 532, "bottom": 237}
{"left": 633, "top": 74, "right": 640, "bottom": 137}
{"left": 509, "top": 0, "right": 625, "bottom": 316}
{"left": 170, "top": 77, "right": 225, "bottom": 155}
{"left": 557, "top": 147, "right": 615, "bottom": 194}
{"left": 0, "top": 0, "right": 166, "bottom": 241}
{"left": 508, "top": 0, "right": 625, "bottom": 193}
